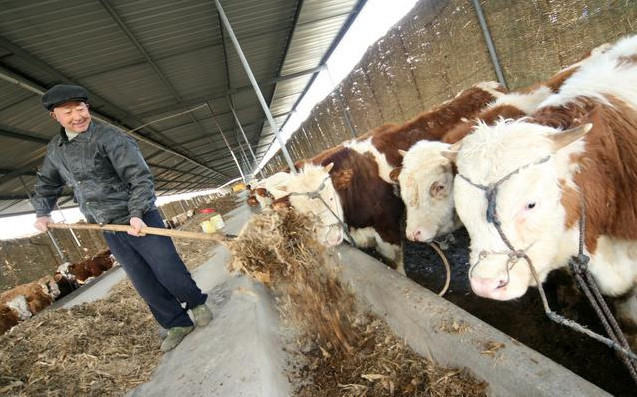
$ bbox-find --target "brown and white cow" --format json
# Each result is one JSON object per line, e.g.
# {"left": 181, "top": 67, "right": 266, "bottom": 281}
{"left": 345, "top": 81, "right": 505, "bottom": 183}
{"left": 280, "top": 146, "right": 406, "bottom": 273}
{"left": 393, "top": 42, "right": 612, "bottom": 243}
{"left": 446, "top": 35, "right": 637, "bottom": 308}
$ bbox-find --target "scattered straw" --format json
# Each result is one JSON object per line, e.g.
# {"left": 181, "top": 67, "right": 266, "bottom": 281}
{"left": 228, "top": 209, "right": 488, "bottom": 396}
{"left": 0, "top": 196, "right": 240, "bottom": 396}
{"left": 0, "top": 281, "right": 160, "bottom": 396}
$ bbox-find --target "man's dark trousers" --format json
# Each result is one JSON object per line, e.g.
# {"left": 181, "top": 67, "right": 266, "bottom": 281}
{"left": 103, "top": 209, "right": 207, "bottom": 329}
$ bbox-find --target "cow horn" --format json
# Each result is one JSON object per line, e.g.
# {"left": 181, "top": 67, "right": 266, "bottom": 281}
{"left": 550, "top": 123, "right": 592, "bottom": 151}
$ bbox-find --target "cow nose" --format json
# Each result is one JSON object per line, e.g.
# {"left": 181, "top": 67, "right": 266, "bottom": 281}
{"left": 470, "top": 276, "right": 508, "bottom": 297}
{"left": 408, "top": 229, "right": 421, "bottom": 241}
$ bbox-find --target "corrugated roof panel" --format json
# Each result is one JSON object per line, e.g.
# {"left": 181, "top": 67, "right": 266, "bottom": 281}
{"left": 81, "top": 63, "right": 173, "bottom": 115}
{"left": 221, "top": 0, "right": 297, "bottom": 39}
{"left": 0, "top": 1, "right": 144, "bottom": 77}
{"left": 297, "top": 0, "right": 357, "bottom": 25}
{"left": 109, "top": 0, "right": 220, "bottom": 58}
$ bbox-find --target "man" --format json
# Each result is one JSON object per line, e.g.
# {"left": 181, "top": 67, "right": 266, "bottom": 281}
{"left": 32, "top": 84, "right": 212, "bottom": 352}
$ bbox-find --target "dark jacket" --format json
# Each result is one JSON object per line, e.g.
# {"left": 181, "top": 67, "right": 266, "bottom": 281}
{"left": 32, "top": 121, "right": 156, "bottom": 225}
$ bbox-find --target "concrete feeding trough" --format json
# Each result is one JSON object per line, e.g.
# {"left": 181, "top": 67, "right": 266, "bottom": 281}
{"left": 336, "top": 245, "right": 610, "bottom": 396}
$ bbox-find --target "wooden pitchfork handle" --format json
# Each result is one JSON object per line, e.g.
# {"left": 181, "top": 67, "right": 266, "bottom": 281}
{"left": 47, "top": 222, "right": 228, "bottom": 242}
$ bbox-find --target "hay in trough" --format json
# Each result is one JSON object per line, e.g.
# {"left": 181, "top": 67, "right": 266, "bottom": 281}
{"left": 228, "top": 208, "right": 357, "bottom": 352}
{"left": 0, "top": 281, "right": 160, "bottom": 396}
{"left": 228, "top": 209, "right": 487, "bottom": 396}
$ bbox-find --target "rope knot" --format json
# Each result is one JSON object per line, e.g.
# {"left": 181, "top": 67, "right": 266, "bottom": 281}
{"left": 569, "top": 252, "right": 590, "bottom": 274}
{"left": 306, "top": 191, "right": 321, "bottom": 200}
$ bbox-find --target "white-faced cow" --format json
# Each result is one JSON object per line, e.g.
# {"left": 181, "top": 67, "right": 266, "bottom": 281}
{"left": 394, "top": 43, "right": 611, "bottom": 243}
{"left": 445, "top": 35, "right": 637, "bottom": 318}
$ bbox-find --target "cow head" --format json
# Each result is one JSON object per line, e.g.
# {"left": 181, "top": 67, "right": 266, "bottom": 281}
{"left": 394, "top": 141, "right": 462, "bottom": 242}
{"left": 450, "top": 119, "right": 590, "bottom": 300}
{"left": 284, "top": 163, "right": 345, "bottom": 246}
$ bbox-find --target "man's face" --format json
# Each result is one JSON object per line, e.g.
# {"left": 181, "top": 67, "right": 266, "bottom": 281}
{"left": 50, "top": 101, "right": 91, "bottom": 133}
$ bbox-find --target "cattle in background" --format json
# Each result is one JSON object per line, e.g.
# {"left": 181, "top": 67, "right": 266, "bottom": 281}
{"left": 393, "top": 42, "right": 612, "bottom": 243}
{"left": 56, "top": 249, "right": 115, "bottom": 285}
{"left": 445, "top": 35, "right": 637, "bottom": 323}
{"left": 0, "top": 280, "right": 54, "bottom": 317}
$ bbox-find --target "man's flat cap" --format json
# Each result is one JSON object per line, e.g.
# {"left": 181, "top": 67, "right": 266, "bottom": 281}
{"left": 42, "top": 84, "right": 89, "bottom": 111}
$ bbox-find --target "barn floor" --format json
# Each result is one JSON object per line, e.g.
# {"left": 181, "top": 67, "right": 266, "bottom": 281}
{"left": 54, "top": 193, "right": 611, "bottom": 396}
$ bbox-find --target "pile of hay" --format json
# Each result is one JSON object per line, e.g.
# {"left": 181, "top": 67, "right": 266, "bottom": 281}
{"left": 0, "top": 281, "right": 160, "bottom": 396}
{"left": 228, "top": 208, "right": 357, "bottom": 352}
{"left": 228, "top": 209, "right": 487, "bottom": 396}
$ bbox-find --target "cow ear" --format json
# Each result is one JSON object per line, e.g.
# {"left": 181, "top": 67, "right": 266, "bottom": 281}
{"left": 323, "top": 162, "right": 334, "bottom": 173}
{"left": 550, "top": 123, "right": 592, "bottom": 151}
{"left": 441, "top": 141, "right": 462, "bottom": 162}
{"left": 398, "top": 149, "right": 408, "bottom": 157}
{"left": 389, "top": 167, "right": 402, "bottom": 184}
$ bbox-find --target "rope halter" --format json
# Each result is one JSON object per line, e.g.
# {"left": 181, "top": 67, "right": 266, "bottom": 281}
{"left": 288, "top": 174, "right": 356, "bottom": 247}
{"left": 458, "top": 153, "right": 637, "bottom": 373}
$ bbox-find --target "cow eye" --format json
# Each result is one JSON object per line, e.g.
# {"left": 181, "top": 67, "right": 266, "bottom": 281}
{"left": 526, "top": 202, "right": 536, "bottom": 210}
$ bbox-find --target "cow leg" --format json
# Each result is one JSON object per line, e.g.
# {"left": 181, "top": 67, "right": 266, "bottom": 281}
{"left": 374, "top": 236, "right": 405, "bottom": 276}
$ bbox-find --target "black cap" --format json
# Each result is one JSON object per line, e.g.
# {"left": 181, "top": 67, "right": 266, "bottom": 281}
{"left": 41, "top": 84, "right": 89, "bottom": 111}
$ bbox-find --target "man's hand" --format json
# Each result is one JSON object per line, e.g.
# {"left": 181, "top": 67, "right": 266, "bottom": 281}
{"left": 128, "top": 216, "right": 147, "bottom": 237}
{"left": 34, "top": 216, "right": 52, "bottom": 232}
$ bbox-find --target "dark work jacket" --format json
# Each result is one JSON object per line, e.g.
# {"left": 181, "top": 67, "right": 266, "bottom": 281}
{"left": 31, "top": 121, "right": 156, "bottom": 225}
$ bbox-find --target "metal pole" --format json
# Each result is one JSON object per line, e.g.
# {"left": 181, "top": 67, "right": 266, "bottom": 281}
{"left": 228, "top": 98, "right": 265, "bottom": 178}
{"left": 206, "top": 102, "right": 246, "bottom": 182}
{"left": 326, "top": 66, "right": 357, "bottom": 139}
{"left": 470, "top": 0, "right": 508, "bottom": 89}
{"left": 53, "top": 202, "right": 82, "bottom": 247}
{"left": 214, "top": 0, "right": 296, "bottom": 173}
{"left": 19, "top": 176, "right": 68, "bottom": 263}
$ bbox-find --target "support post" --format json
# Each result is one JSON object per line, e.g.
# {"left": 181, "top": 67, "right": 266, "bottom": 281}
{"left": 206, "top": 102, "right": 246, "bottom": 182}
{"left": 228, "top": 98, "right": 265, "bottom": 179}
{"left": 471, "top": 0, "right": 508, "bottom": 89}
{"left": 214, "top": 0, "right": 296, "bottom": 173}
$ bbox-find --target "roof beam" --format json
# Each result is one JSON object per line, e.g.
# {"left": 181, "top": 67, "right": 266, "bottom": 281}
{"left": 0, "top": 124, "right": 49, "bottom": 145}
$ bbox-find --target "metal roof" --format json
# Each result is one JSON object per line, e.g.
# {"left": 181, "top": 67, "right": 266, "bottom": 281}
{"left": 0, "top": 0, "right": 364, "bottom": 217}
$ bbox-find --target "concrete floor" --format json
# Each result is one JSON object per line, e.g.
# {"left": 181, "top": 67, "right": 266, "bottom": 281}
{"left": 57, "top": 194, "right": 610, "bottom": 396}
